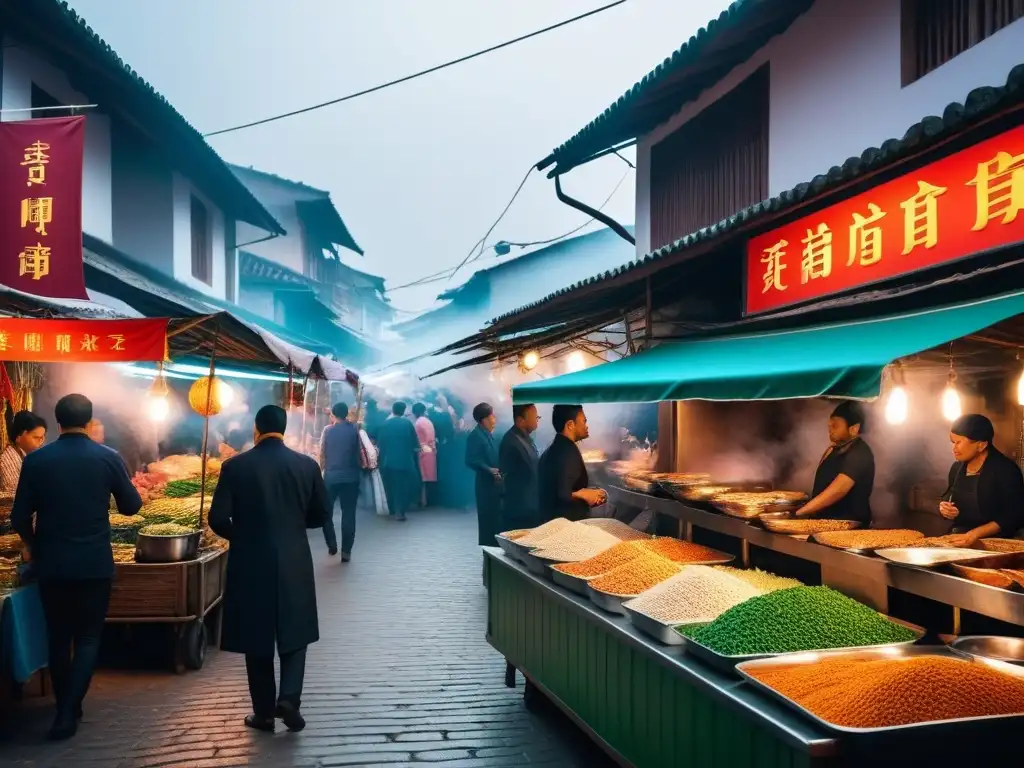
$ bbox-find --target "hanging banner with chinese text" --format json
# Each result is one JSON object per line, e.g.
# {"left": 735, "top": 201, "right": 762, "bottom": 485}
{"left": 0, "top": 318, "right": 167, "bottom": 362}
{"left": 0, "top": 116, "right": 88, "bottom": 300}
{"left": 745, "top": 125, "right": 1024, "bottom": 315}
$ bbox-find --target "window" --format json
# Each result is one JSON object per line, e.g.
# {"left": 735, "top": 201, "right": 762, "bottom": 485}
{"left": 31, "top": 84, "right": 76, "bottom": 119}
{"left": 190, "top": 195, "right": 212, "bottom": 285}
{"left": 649, "top": 66, "right": 770, "bottom": 250}
{"left": 902, "top": 0, "right": 1024, "bottom": 85}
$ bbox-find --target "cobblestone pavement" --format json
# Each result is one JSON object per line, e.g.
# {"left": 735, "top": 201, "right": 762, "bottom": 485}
{"left": 1, "top": 508, "right": 614, "bottom": 767}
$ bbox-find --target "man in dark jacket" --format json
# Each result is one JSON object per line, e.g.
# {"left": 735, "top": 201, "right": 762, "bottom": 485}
{"left": 466, "top": 403, "right": 502, "bottom": 545}
{"left": 538, "top": 404, "right": 606, "bottom": 522}
{"left": 498, "top": 403, "right": 541, "bottom": 531}
{"left": 320, "top": 401, "right": 362, "bottom": 560}
{"left": 12, "top": 394, "right": 142, "bottom": 741}
{"left": 209, "top": 405, "right": 328, "bottom": 733}
{"left": 375, "top": 402, "right": 419, "bottom": 521}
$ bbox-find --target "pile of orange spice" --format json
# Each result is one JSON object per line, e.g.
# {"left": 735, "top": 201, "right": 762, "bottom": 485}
{"left": 639, "top": 537, "right": 723, "bottom": 564}
{"left": 748, "top": 655, "right": 1024, "bottom": 728}
{"left": 552, "top": 541, "right": 645, "bottom": 578}
{"left": 588, "top": 551, "right": 681, "bottom": 596}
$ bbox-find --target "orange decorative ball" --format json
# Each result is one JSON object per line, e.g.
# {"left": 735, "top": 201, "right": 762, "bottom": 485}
{"left": 188, "top": 376, "right": 233, "bottom": 417}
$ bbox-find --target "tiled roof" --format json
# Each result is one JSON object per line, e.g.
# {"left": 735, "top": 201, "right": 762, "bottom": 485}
{"left": 538, "top": 0, "right": 812, "bottom": 175}
{"left": 494, "top": 62, "right": 1024, "bottom": 325}
{"left": 239, "top": 251, "right": 316, "bottom": 288}
{"left": 10, "top": 0, "right": 283, "bottom": 234}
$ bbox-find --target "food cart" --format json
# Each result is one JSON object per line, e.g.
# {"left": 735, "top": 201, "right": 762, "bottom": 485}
{"left": 472, "top": 84, "right": 1024, "bottom": 765}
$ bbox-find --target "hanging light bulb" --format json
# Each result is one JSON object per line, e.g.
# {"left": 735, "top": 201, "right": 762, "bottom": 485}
{"left": 884, "top": 364, "right": 908, "bottom": 425}
{"left": 942, "top": 371, "right": 962, "bottom": 422}
{"left": 1016, "top": 356, "right": 1024, "bottom": 406}
{"left": 145, "top": 362, "right": 171, "bottom": 422}
{"left": 566, "top": 351, "right": 586, "bottom": 373}
{"left": 520, "top": 350, "right": 539, "bottom": 371}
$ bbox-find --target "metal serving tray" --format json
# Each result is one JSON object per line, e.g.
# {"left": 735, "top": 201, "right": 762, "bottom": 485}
{"left": 736, "top": 646, "right": 1024, "bottom": 742}
{"left": 550, "top": 567, "right": 591, "bottom": 596}
{"left": 494, "top": 534, "right": 521, "bottom": 560}
{"left": 520, "top": 551, "right": 561, "bottom": 579}
{"left": 874, "top": 547, "right": 1002, "bottom": 568}
{"left": 678, "top": 615, "right": 926, "bottom": 676}
{"left": 505, "top": 538, "right": 539, "bottom": 562}
{"left": 622, "top": 604, "right": 687, "bottom": 646}
{"left": 951, "top": 635, "right": 1024, "bottom": 666}
{"left": 586, "top": 583, "right": 631, "bottom": 615}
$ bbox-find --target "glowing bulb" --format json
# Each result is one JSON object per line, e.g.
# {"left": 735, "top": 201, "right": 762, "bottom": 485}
{"left": 566, "top": 351, "right": 586, "bottom": 373}
{"left": 885, "top": 386, "right": 908, "bottom": 425}
{"left": 1017, "top": 368, "right": 1024, "bottom": 406}
{"left": 217, "top": 379, "right": 236, "bottom": 409}
{"left": 521, "top": 350, "right": 539, "bottom": 371}
{"left": 146, "top": 395, "right": 170, "bottom": 422}
{"left": 942, "top": 385, "right": 962, "bottom": 422}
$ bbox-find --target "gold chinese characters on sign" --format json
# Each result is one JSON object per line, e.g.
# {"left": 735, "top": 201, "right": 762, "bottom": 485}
{"left": 748, "top": 125, "right": 1024, "bottom": 315}
{"left": 17, "top": 139, "right": 54, "bottom": 281}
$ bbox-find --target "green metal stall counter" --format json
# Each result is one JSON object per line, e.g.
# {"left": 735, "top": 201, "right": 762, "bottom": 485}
{"left": 484, "top": 548, "right": 837, "bottom": 768}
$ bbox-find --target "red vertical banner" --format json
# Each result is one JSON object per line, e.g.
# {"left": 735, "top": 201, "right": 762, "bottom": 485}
{"left": 0, "top": 116, "right": 88, "bottom": 300}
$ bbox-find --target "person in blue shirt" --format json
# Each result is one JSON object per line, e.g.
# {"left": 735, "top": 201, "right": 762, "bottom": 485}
{"left": 12, "top": 393, "right": 142, "bottom": 741}
{"left": 319, "top": 402, "right": 362, "bottom": 561}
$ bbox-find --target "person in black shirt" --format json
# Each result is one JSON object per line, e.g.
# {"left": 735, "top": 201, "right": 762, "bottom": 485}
{"left": 12, "top": 394, "right": 143, "bottom": 741}
{"left": 466, "top": 403, "right": 502, "bottom": 545}
{"left": 537, "top": 405, "right": 606, "bottom": 522}
{"left": 939, "top": 414, "right": 1024, "bottom": 547}
{"left": 498, "top": 404, "right": 541, "bottom": 530}
{"left": 795, "top": 401, "right": 875, "bottom": 524}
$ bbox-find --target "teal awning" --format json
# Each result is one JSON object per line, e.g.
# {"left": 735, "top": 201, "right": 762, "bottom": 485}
{"left": 513, "top": 291, "right": 1024, "bottom": 404}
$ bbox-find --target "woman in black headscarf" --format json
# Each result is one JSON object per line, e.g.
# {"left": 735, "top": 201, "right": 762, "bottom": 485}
{"left": 940, "top": 414, "right": 1024, "bottom": 547}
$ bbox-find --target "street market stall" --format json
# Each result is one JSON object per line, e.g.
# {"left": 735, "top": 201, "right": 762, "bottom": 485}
{"left": 0, "top": 311, "right": 359, "bottom": 689}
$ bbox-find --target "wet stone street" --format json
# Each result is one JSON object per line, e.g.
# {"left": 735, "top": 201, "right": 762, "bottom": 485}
{"left": 0, "top": 508, "right": 615, "bottom": 768}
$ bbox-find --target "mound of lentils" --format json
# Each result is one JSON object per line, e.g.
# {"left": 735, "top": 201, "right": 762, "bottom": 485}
{"left": 681, "top": 586, "right": 915, "bottom": 655}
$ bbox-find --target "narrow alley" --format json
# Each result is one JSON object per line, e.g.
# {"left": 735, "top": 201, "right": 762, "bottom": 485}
{"left": 1, "top": 509, "right": 615, "bottom": 768}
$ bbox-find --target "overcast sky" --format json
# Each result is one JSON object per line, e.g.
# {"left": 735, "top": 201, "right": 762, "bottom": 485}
{"left": 69, "top": 0, "right": 730, "bottom": 316}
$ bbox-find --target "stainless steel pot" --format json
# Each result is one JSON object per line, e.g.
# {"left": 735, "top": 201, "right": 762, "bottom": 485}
{"left": 134, "top": 531, "right": 201, "bottom": 563}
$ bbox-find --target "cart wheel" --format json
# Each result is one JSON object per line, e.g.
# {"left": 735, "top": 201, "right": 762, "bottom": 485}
{"left": 182, "top": 620, "right": 207, "bottom": 670}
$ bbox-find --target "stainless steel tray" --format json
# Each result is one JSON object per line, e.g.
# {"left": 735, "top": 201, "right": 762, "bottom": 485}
{"left": 622, "top": 604, "right": 686, "bottom": 646}
{"left": 520, "top": 551, "right": 560, "bottom": 579}
{"left": 586, "top": 583, "right": 630, "bottom": 615}
{"left": 678, "top": 615, "right": 926, "bottom": 676}
{"left": 874, "top": 547, "right": 1000, "bottom": 568}
{"left": 506, "top": 538, "right": 538, "bottom": 562}
{"left": 951, "top": 635, "right": 1024, "bottom": 665}
{"left": 736, "top": 646, "right": 1024, "bottom": 740}
{"left": 494, "top": 534, "right": 520, "bottom": 560}
{"left": 550, "top": 567, "right": 591, "bottom": 596}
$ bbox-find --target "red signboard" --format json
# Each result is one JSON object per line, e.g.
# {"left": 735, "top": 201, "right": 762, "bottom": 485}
{"left": 745, "top": 125, "right": 1024, "bottom": 315}
{"left": 0, "top": 318, "right": 167, "bottom": 362}
{"left": 0, "top": 116, "right": 87, "bottom": 300}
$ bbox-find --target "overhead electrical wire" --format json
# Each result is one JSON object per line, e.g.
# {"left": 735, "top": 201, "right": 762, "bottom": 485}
{"left": 386, "top": 164, "right": 633, "bottom": 294}
{"left": 204, "top": 0, "right": 630, "bottom": 137}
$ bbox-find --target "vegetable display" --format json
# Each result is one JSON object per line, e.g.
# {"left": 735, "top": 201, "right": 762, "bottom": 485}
{"left": 163, "top": 477, "right": 218, "bottom": 498}
{"left": 679, "top": 586, "right": 915, "bottom": 655}
{"left": 140, "top": 523, "right": 197, "bottom": 536}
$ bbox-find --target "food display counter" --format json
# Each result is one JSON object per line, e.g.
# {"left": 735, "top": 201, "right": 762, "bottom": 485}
{"left": 607, "top": 486, "right": 1024, "bottom": 629}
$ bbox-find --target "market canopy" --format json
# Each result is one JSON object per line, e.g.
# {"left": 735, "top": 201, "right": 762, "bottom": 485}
{"left": 512, "top": 290, "right": 1024, "bottom": 404}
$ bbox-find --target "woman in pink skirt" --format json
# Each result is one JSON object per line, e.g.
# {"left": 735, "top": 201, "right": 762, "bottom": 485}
{"left": 412, "top": 402, "right": 437, "bottom": 507}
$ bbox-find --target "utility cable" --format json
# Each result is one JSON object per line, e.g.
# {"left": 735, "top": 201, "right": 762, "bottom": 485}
{"left": 204, "top": 0, "right": 629, "bottom": 137}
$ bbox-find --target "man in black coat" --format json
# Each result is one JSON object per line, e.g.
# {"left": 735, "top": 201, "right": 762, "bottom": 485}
{"left": 209, "top": 405, "right": 329, "bottom": 733}
{"left": 12, "top": 394, "right": 142, "bottom": 741}
{"left": 538, "top": 404, "right": 606, "bottom": 522}
{"left": 466, "top": 403, "right": 502, "bottom": 545}
{"left": 498, "top": 403, "right": 541, "bottom": 531}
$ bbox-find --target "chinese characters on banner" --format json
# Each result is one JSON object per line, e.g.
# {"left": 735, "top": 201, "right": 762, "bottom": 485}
{"left": 0, "top": 318, "right": 167, "bottom": 362}
{"left": 745, "top": 125, "right": 1024, "bottom": 315}
{"left": 0, "top": 116, "right": 88, "bottom": 300}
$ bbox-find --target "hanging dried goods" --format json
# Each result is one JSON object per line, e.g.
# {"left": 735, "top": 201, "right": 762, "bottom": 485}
{"left": 680, "top": 586, "right": 915, "bottom": 655}
{"left": 747, "top": 655, "right": 1024, "bottom": 728}
{"left": 588, "top": 551, "right": 681, "bottom": 596}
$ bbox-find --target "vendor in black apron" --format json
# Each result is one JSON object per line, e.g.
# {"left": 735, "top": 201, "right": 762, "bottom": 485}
{"left": 939, "top": 414, "right": 1024, "bottom": 548}
{"left": 795, "top": 401, "right": 875, "bottom": 524}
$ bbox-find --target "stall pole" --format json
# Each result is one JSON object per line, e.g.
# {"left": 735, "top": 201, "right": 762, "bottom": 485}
{"left": 197, "top": 327, "right": 220, "bottom": 530}
{"left": 300, "top": 373, "right": 310, "bottom": 442}
{"left": 312, "top": 378, "right": 324, "bottom": 449}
